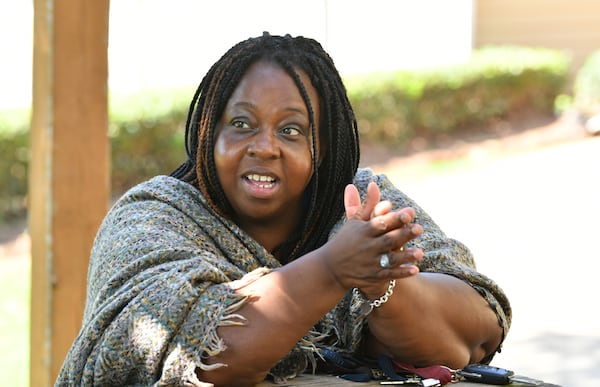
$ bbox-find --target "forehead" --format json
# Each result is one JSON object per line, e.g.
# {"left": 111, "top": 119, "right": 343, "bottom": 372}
{"left": 231, "top": 61, "right": 320, "bottom": 110}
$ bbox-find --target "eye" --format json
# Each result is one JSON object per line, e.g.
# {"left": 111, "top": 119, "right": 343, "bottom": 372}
{"left": 231, "top": 119, "right": 251, "bottom": 129}
{"left": 281, "top": 126, "right": 302, "bottom": 136}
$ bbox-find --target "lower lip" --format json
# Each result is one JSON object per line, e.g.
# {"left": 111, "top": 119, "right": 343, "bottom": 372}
{"left": 243, "top": 178, "right": 279, "bottom": 199}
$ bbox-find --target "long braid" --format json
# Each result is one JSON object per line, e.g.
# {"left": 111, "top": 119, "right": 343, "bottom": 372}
{"left": 171, "top": 33, "right": 360, "bottom": 261}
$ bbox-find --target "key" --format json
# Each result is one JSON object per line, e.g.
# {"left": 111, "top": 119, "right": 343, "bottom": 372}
{"left": 510, "top": 375, "right": 545, "bottom": 386}
{"left": 457, "top": 364, "right": 544, "bottom": 385}
{"left": 379, "top": 377, "right": 422, "bottom": 385}
{"left": 421, "top": 378, "right": 442, "bottom": 387}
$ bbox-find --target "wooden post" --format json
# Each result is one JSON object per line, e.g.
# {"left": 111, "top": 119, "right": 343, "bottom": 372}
{"left": 30, "top": 0, "right": 110, "bottom": 385}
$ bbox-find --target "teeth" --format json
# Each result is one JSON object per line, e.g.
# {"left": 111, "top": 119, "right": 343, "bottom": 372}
{"left": 246, "top": 174, "right": 275, "bottom": 183}
{"left": 245, "top": 174, "right": 276, "bottom": 188}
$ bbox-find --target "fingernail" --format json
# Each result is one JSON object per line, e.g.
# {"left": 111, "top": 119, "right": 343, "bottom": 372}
{"left": 407, "top": 265, "right": 419, "bottom": 275}
{"left": 399, "top": 212, "right": 410, "bottom": 223}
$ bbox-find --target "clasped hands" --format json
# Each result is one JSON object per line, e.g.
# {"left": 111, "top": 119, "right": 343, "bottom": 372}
{"left": 323, "top": 181, "right": 424, "bottom": 299}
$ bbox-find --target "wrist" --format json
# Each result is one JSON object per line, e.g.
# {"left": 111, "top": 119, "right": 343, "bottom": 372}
{"left": 353, "top": 280, "right": 396, "bottom": 314}
{"left": 359, "top": 283, "right": 391, "bottom": 300}
{"left": 306, "top": 246, "right": 348, "bottom": 295}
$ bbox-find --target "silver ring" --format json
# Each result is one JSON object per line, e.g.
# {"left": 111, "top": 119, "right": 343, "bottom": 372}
{"left": 379, "top": 253, "right": 391, "bottom": 268}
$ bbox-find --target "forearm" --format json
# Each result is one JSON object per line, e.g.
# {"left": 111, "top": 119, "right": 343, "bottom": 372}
{"left": 197, "top": 247, "right": 348, "bottom": 386}
{"left": 363, "top": 272, "right": 503, "bottom": 369}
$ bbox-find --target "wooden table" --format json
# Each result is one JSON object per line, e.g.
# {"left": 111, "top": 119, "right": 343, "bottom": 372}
{"left": 256, "top": 373, "right": 561, "bottom": 386}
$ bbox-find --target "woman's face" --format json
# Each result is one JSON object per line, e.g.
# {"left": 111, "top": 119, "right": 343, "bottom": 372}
{"left": 214, "top": 61, "right": 320, "bottom": 229}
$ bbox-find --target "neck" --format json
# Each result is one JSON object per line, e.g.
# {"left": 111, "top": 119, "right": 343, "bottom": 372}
{"left": 235, "top": 213, "right": 302, "bottom": 257}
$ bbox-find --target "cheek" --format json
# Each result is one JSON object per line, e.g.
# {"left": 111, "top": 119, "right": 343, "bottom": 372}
{"left": 214, "top": 135, "right": 228, "bottom": 160}
{"left": 214, "top": 135, "right": 240, "bottom": 168}
{"left": 213, "top": 135, "right": 240, "bottom": 187}
{"left": 295, "top": 149, "right": 315, "bottom": 185}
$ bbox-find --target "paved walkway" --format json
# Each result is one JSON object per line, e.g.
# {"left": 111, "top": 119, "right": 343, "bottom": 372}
{"left": 376, "top": 135, "right": 600, "bottom": 387}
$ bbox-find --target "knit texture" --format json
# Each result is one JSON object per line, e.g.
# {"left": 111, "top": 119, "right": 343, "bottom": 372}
{"left": 56, "top": 168, "right": 511, "bottom": 386}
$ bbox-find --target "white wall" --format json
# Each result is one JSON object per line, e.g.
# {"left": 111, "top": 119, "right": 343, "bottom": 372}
{"left": 0, "top": 0, "right": 473, "bottom": 109}
{"left": 0, "top": 2, "right": 34, "bottom": 109}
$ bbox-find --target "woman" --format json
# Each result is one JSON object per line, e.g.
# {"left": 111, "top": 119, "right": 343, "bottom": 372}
{"left": 57, "top": 33, "right": 510, "bottom": 386}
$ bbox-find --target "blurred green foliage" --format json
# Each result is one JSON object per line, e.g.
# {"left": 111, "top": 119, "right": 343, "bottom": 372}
{"left": 574, "top": 48, "right": 600, "bottom": 117}
{"left": 0, "top": 46, "right": 572, "bottom": 222}
{"left": 108, "top": 87, "right": 190, "bottom": 195}
{"left": 345, "top": 45, "right": 570, "bottom": 145}
{"left": 0, "top": 108, "right": 30, "bottom": 221}
{"left": 0, "top": 87, "right": 191, "bottom": 222}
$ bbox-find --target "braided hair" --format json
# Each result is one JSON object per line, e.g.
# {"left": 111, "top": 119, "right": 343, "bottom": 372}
{"left": 171, "top": 32, "right": 360, "bottom": 263}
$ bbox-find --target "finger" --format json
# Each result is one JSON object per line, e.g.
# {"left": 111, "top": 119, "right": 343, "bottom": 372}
{"left": 344, "top": 184, "right": 361, "bottom": 219}
{"left": 371, "top": 206, "right": 415, "bottom": 229}
{"left": 374, "top": 260, "right": 420, "bottom": 280}
{"left": 358, "top": 182, "right": 380, "bottom": 221}
{"left": 373, "top": 207, "right": 421, "bottom": 238}
{"left": 377, "top": 247, "right": 422, "bottom": 269}
{"left": 347, "top": 182, "right": 381, "bottom": 221}
{"left": 396, "top": 207, "right": 417, "bottom": 226}
{"left": 378, "top": 222, "right": 424, "bottom": 251}
{"left": 388, "top": 247, "right": 424, "bottom": 267}
{"left": 388, "top": 264, "right": 420, "bottom": 278}
{"left": 378, "top": 249, "right": 423, "bottom": 278}
{"left": 372, "top": 200, "right": 392, "bottom": 218}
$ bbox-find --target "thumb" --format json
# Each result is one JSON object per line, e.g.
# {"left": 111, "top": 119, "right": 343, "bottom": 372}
{"left": 344, "top": 182, "right": 381, "bottom": 221}
{"left": 363, "top": 181, "right": 381, "bottom": 219}
{"left": 344, "top": 184, "right": 361, "bottom": 219}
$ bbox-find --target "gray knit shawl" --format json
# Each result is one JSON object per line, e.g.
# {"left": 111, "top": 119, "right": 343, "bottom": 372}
{"left": 56, "top": 168, "right": 511, "bottom": 386}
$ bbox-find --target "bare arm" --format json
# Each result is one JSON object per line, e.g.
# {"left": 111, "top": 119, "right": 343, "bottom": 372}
{"left": 196, "top": 250, "right": 346, "bottom": 386}
{"left": 198, "top": 181, "right": 505, "bottom": 385}
{"left": 347, "top": 181, "right": 504, "bottom": 369}
{"left": 362, "top": 272, "right": 503, "bottom": 369}
{"left": 197, "top": 183, "right": 419, "bottom": 385}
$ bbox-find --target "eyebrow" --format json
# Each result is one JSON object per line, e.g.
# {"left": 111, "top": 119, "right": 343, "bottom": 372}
{"left": 233, "top": 101, "right": 307, "bottom": 115}
{"left": 233, "top": 101, "right": 256, "bottom": 110}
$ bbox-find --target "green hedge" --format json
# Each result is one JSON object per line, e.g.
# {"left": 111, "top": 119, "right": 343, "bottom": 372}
{"left": 346, "top": 45, "right": 570, "bottom": 145}
{"left": 0, "top": 88, "right": 192, "bottom": 222}
{"left": 108, "top": 87, "right": 191, "bottom": 194}
{"left": 0, "top": 45, "right": 572, "bottom": 222}
{"left": 574, "top": 49, "right": 600, "bottom": 117}
{"left": 0, "top": 108, "right": 30, "bottom": 221}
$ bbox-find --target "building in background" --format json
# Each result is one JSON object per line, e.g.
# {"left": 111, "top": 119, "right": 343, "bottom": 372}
{"left": 1, "top": 0, "right": 473, "bottom": 109}
{"left": 474, "top": 0, "right": 600, "bottom": 79}
{"left": 4, "top": 0, "right": 598, "bottom": 111}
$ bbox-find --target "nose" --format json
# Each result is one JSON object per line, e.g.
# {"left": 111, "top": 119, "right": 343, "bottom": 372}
{"left": 247, "top": 129, "right": 280, "bottom": 159}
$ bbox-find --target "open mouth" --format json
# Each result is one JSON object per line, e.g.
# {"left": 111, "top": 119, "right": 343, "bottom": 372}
{"left": 244, "top": 173, "right": 277, "bottom": 189}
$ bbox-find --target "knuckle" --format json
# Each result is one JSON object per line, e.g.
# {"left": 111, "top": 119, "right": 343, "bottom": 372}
{"left": 380, "top": 234, "right": 395, "bottom": 249}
